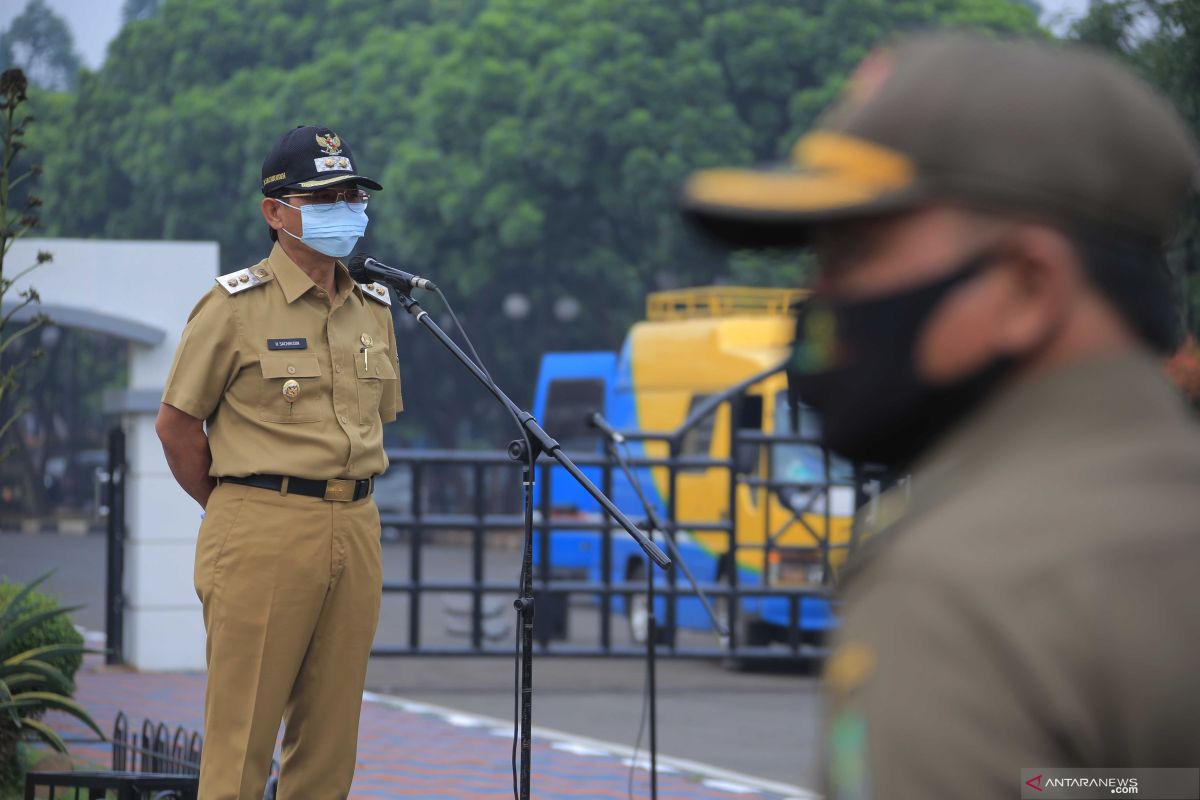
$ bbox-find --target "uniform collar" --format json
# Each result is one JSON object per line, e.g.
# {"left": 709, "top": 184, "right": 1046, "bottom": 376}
{"left": 267, "top": 243, "right": 358, "bottom": 305}
{"left": 840, "top": 350, "right": 1187, "bottom": 588}
{"left": 911, "top": 349, "right": 1182, "bottom": 501}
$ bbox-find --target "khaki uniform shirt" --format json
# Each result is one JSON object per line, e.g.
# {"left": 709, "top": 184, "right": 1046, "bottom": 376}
{"left": 163, "top": 244, "right": 402, "bottom": 479}
{"left": 825, "top": 353, "right": 1200, "bottom": 799}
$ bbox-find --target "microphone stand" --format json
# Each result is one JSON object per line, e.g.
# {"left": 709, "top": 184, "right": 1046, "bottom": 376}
{"left": 391, "top": 290, "right": 670, "bottom": 800}
{"left": 590, "top": 414, "right": 727, "bottom": 800}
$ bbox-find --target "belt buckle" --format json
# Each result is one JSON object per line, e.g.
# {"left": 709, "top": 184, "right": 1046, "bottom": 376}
{"left": 323, "top": 479, "right": 354, "bottom": 502}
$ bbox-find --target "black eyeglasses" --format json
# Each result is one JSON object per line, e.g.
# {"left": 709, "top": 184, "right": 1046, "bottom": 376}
{"left": 280, "top": 188, "right": 370, "bottom": 209}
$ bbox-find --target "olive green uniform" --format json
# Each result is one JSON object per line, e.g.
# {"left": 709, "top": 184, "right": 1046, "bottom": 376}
{"left": 163, "top": 243, "right": 401, "bottom": 798}
{"left": 824, "top": 353, "right": 1200, "bottom": 799}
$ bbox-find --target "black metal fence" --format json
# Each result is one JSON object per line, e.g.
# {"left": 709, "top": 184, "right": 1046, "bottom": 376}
{"left": 24, "top": 714, "right": 202, "bottom": 800}
{"left": 110, "top": 712, "right": 202, "bottom": 775}
{"left": 371, "top": 363, "right": 886, "bottom": 662}
{"left": 100, "top": 366, "right": 883, "bottom": 665}
{"left": 24, "top": 771, "right": 198, "bottom": 799}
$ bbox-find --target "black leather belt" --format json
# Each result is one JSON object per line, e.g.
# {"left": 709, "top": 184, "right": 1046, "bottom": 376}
{"left": 221, "top": 474, "right": 374, "bottom": 502}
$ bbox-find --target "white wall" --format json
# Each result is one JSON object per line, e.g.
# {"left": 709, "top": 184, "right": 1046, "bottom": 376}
{"left": 8, "top": 238, "right": 219, "bottom": 671}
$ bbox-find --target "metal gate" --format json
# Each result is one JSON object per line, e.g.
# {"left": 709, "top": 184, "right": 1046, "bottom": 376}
{"left": 98, "top": 371, "right": 882, "bottom": 664}
{"left": 371, "top": 363, "right": 885, "bottom": 661}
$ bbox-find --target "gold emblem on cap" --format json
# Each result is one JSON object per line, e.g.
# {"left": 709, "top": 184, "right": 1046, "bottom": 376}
{"left": 316, "top": 132, "right": 343, "bottom": 156}
{"left": 324, "top": 157, "right": 335, "bottom": 168}
{"left": 238, "top": 273, "right": 250, "bottom": 283}
{"left": 282, "top": 379, "right": 301, "bottom": 404}
{"left": 226, "top": 279, "right": 238, "bottom": 288}
{"left": 338, "top": 158, "right": 348, "bottom": 168}
{"left": 360, "top": 333, "right": 374, "bottom": 347}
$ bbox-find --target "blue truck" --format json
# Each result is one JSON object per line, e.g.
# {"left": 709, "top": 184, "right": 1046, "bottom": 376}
{"left": 530, "top": 287, "right": 862, "bottom": 657}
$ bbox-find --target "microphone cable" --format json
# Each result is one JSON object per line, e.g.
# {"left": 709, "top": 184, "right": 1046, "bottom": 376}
{"left": 610, "top": 432, "right": 654, "bottom": 800}
{"left": 433, "top": 286, "right": 493, "bottom": 384}
{"left": 425, "top": 285, "right": 531, "bottom": 800}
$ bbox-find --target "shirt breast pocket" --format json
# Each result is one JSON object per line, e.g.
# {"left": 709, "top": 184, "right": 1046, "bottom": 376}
{"left": 258, "top": 352, "right": 324, "bottom": 423}
{"left": 355, "top": 348, "right": 397, "bottom": 424}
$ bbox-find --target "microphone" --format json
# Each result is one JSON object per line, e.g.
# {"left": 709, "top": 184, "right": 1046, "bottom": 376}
{"left": 587, "top": 411, "right": 625, "bottom": 444}
{"left": 348, "top": 254, "right": 438, "bottom": 291}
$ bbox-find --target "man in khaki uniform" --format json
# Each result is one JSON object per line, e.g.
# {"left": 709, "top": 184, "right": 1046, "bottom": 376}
{"left": 156, "top": 125, "right": 401, "bottom": 798}
{"left": 682, "top": 34, "right": 1200, "bottom": 798}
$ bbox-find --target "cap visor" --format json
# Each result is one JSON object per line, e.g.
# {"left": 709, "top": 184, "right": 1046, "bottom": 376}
{"left": 294, "top": 174, "right": 383, "bottom": 191}
{"left": 680, "top": 167, "right": 921, "bottom": 247}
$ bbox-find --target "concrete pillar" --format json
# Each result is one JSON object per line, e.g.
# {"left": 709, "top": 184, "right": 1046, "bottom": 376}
{"left": 9, "top": 238, "right": 219, "bottom": 671}
{"left": 115, "top": 392, "right": 208, "bottom": 670}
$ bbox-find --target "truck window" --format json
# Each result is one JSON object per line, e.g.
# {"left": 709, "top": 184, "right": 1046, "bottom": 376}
{"left": 772, "top": 390, "right": 853, "bottom": 483}
{"left": 735, "top": 395, "right": 763, "bottom": 475}
{"left": 680, "top": 394, "right": 716, "bottom": 462}
{"left": 544, "top": 379, "right": 606, "bottom": 452}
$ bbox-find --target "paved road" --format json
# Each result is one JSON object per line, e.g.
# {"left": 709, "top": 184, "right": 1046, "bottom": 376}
{"left": 1, "top": 530, "right": 824, "bottom": 790}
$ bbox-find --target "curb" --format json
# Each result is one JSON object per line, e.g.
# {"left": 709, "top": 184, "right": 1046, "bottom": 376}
{"left": 362, "top": 691, "right": 822, "bottom": 800}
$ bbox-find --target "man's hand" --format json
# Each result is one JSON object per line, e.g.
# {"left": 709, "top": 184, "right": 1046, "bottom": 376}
{"left": 155, "top": 403, "right": 216, "bottom": 508}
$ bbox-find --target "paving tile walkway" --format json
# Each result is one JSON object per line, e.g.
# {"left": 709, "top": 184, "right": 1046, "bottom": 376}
{"left": 48, "top": 662, "right": 817, "bottom": 800}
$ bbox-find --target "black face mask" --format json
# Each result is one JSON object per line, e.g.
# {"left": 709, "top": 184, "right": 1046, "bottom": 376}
{"left": 787, "top": 251, "right": 1013, "bottom": 470}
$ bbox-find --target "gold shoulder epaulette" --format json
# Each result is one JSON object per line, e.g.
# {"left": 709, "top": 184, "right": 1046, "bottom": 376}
{"left": 217, "top": 266, "right": 275, "bottom": 295}
{"left": 359, "top": 282, "right": 392, "bottom": 307}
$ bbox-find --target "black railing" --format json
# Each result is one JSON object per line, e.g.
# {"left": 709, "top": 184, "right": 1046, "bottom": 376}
{"left": 371, "top": 362, "right": 885, "bottom": 661}
{"left": 25, "top": 714, "right": 202, "bottom": 800}
{"left": 111, "top": 712, "right": 202, "bottom": 775}
{"left": 24, "top": 771, "right": 197, "bottom": 799}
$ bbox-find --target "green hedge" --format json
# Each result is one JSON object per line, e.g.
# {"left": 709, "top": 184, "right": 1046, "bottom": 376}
{"left": 0, "top": 580, "right": 84, "bottom": 682}
{"left": 0, "top": 579, "right": 87, "bottom": 796}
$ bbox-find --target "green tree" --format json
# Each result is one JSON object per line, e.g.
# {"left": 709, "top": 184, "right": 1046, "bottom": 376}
{"left": 1072, "top": 0, "right": 1200, "bottom": 335}
{"left": 0, "top": 68, "right": 49, "bottom": 484}
{"left": 121, "top": 0, "right": 162, "bottom": 24}
{"left": 31, "top": 0, "right": 1040, "bottom": 447}
{"left": 0, "top": 327, "right": 127, "bottom": 521}
{"left": 0, "top": 0, "right": 82, "bottom": 92}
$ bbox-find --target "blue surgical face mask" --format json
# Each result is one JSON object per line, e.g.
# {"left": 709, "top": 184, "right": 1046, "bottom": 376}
{"left": 274, "top": 198, "right": 369, "bottom": 258}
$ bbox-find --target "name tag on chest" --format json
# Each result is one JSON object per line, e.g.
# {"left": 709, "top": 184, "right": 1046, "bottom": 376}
{"left": 267, "top": 338, "right": 308, "bottom": 351}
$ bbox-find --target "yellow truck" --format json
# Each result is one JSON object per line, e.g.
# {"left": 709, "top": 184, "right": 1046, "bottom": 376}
{"left": 532, "top": 286, "right": 865, "bottom": 653}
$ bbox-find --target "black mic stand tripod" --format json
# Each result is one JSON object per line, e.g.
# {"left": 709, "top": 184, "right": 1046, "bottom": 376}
{"left": 391, "top": 289, "right": 671, "bottom": 800}
{"left": 588, "top": 413, "right": 727, "bottom": 799}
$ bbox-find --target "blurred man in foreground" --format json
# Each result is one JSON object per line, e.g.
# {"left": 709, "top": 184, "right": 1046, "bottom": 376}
{"left": 683, "top": 33, "right": 1200, "bottom": 798}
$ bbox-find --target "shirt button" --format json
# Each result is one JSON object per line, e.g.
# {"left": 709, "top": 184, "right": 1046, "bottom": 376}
{"left": 316, "top": 289, "right": 327, "bottom": 297}
{"left": 335, "top": 365, "right": 343, "bottom": 373}
{"left": 339, "top": 415, "right": 348, "bottom": 424}
{"left": 287, "top": 365, "right": 296, "bottom": 374}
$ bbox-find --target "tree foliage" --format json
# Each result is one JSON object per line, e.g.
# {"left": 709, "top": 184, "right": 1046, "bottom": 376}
{"left": 0, "top": 68, "right": 50, "bottom": 494}
{"left": 30, "top": 0, "right": 1039, "bottom": 447}
{"left": 0, "top": 0, "right": 82, "bottom": 93}
{"left": 121, "top": 0, "right": 162, "bottom": 24}
{"left": 1072, "top": 0, "right": 1200, "bottom": 335}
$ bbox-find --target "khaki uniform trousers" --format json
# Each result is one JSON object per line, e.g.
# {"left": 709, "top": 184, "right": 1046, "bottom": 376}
{"left": 194, "top": 482, "right": 382, "bottom": 799}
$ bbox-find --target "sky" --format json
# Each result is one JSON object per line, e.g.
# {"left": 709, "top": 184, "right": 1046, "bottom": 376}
{"left": 0, "top": 0, "right": 1095, "bottom": 71}
{"left": 0, "top": 0, "right": 124, "bottom": 69}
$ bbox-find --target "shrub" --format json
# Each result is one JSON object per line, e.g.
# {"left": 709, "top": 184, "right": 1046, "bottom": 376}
{"left": 0, "top": 581, "right": 83, "bottom": 680}
{"left": 0, "top": 574, "right": 101, "bottom": 796}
